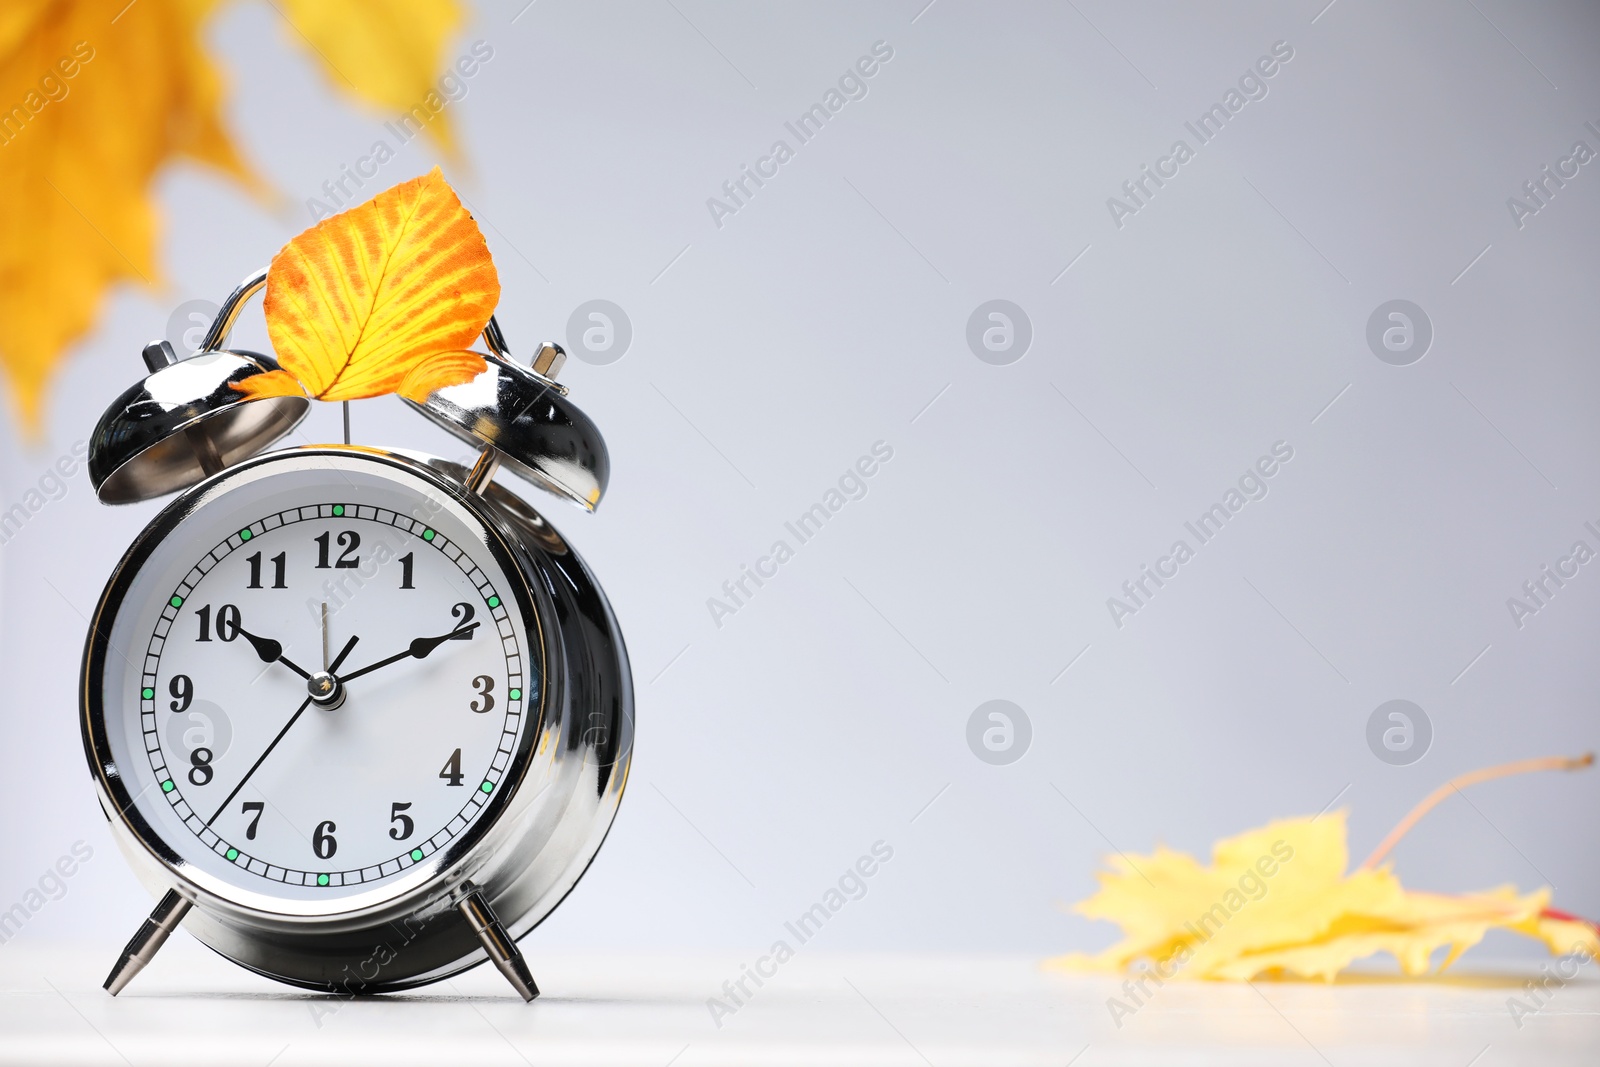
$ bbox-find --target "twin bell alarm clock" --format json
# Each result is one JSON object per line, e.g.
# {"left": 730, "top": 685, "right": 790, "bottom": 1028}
{"left": 79, "top": 268, "right": 633, "bottom": 1000}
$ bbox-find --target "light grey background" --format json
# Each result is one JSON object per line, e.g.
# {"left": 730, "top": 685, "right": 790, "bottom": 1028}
{"left": 2, "top": 0, "right": 1597, "bottom": 962}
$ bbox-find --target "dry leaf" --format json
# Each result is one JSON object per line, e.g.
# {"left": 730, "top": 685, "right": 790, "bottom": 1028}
{"left": 0, "top": 0, "right": 466, "bottom": 435}
{"left": 278, "top": 0, "right": 464, "bottom": 157}
{"left": 227, "top": 368, "right": 307, "bottom": 402}
{"left": 1051, "top": 814, "right": 1597, "bottom": 981}
{"left": 0, "top": 0, "right": 257, "bottom": 432}
{"left": 1051, "top": 757, "right": 1598, "bottom": 982}
{"left": 396, "top": 349, "right": 486, "bottom": 402}
{"left": 260, "top": 167, "right": 497, "bottom": 402}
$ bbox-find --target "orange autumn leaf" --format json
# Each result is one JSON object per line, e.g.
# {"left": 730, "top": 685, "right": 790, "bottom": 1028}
{"left": 0, "top": 0, "right": 259, "bottom": 433}
{"left": 228, "top": 369, "right": 307, "bottom": 401}
{"left": 397, "top": 349, "right": 485, "bottom": 402}
{"left": 261, "top": 167, "right": 498, "bottom": 402}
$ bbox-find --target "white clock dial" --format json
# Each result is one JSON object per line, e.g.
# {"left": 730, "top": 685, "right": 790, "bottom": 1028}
{"left": 97, "top": 461, "right": 538, "bottom": 905}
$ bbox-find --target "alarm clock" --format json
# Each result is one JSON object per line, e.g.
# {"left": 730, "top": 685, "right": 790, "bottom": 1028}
{"left": 79, "top": 268, "right": 633, "bottom": 1000}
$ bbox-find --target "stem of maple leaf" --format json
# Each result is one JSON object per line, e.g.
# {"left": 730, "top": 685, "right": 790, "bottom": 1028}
{"left": 1540, "top": 906, "right": 1600, "bottom": 934}
{"left": 1359, "top": 752, "right": 1593, "bottom": 871}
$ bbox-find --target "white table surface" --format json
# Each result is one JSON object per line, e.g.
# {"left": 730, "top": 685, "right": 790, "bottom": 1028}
{"left": 0, "top": 941, "right": 1594, "bottom": 1066}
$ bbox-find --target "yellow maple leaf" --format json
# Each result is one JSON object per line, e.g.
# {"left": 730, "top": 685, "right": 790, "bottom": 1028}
{"left": 1208, "top": 884, "right": 1564, "bottom": 981}
{"left": 0, "top": 0, "right": 257, "bottom": 432}
{"left": 278, "top": 0, "right": 464, "bottom": 157}
{"left": 257, "top": 166, "right": 495, "bottom": 402}
{"left": 1051, "top": 755, "right": 1598, "bottom": 981}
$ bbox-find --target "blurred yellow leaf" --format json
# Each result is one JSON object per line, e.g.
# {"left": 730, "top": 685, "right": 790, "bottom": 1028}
{"left": 0, "top": 0, "right": 257, "bottom": 432}
{"left": 1054, "top": 815, "right": 1398, "bottom": 980}
{"left": 1203, "top": 883, "right": 1563, "bottom": 981}
{"left": 260, "top": 167, "right": 495, "bottom": 402}
{"left": 1050, "top": 760, "right": 1599, "bottom": 982}
{"left": 278, "top": 0, "right": 464, "bottom": 157}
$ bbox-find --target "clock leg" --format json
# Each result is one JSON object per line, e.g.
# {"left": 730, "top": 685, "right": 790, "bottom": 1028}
{"left": 458, "top": 885, "right": 539, "bottom": 1001}
{"left": 103, "top": 889, "right": 192, "bottom": 996}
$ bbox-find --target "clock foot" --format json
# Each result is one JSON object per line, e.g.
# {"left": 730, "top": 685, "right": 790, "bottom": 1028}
{"left": 458, "top": 885, "right": 539, "bottom": 1001}
{"left": 103, "top": 889, "right": 192, "bottom": 996}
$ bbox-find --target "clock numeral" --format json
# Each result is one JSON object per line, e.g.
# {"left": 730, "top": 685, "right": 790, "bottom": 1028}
{"left": 389, "top": 802, "right": 415, "bottom": 840}
{"left": 452, "top": 602, "right": 475, "bottom": 629}
{"left": 439, "top": 748, "right": 464, "bottom": 787}
{"left": 469, "top": 675, "right": 495, "bottom": 714}
{"left": 241, "top": 801, "right": 264, "bottom": 840}
{"left": 245, "top": 551, "right": 287, "bottom": 590}
{"left": 337, "top": 531, "right": 361, "bottom": 568}
{"left": 315, "top": 531, "right": 361, "bottom": 569}
{"left": 399, "top": 552, "right": 415, "bottom": 590}
{"left": 313, "top": 820, "right": 338, "bottom": 859}
{"left": 195, "top": 603, "right": 241, "bottom": 643}
{"left": 168, "top": 674, "right": 193, "bottom": 713}
{"left": 187, "top": 747, "right": 214, "bottom": 786}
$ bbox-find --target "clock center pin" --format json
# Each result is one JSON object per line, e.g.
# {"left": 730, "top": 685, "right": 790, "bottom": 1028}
{"left": 307, "top": 671, "right": 345, "bottom": 710}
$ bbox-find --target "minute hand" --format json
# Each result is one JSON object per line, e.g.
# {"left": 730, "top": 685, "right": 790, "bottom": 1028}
{"left": 339, "top": 623, "right": 480, "bottom": 684}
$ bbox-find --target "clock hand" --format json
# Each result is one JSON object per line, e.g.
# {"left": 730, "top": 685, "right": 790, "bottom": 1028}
{"left": 206, "top": 695, "right": 312, "bottom": 827}
{"left": 204, "top": 637, "right": 360, "bottom": 827}
{"left": 339, "top": 622, "right": 481, "bottom": 685}
{"left": 329, "top": 634, "right": 360, "bottom": 673}
{"left": 234, "top": 625, "right": 312, "bottom": 681}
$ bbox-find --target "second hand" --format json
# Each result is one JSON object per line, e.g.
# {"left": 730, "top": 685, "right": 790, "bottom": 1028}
{"left": 206, "top": 633, "right": 359, "bottom": 827}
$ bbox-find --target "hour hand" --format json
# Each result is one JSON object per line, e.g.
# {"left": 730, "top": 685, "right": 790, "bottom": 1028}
{"left": 234, "top": 625, "right": 312, "bottom": 680}
{"left": 340, "top": 622, "right": 480, "bottom": 685}
{"left": 409, "top": 622, "right": 481, "bottom": 660}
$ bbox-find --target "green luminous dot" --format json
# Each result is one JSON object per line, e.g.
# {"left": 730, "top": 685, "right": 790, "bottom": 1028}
{"left": 333, "top": 504, "right": 345, "bottom": 517}
{"left": 423, "top": 529, "right": 435, "bottom": 542}
{"left": 225, "top": 848, "right": 239, "bottom": 861}
{"left": 141, "top": 688, "right": 154, "bottom": 700}
{"left": 410, "top": 848, "right": 424, "bottom": 862}
{"left": 509, "top": 688, "right": 521, "bottom": 701}
{"left": 487, "top": 595, "right": 500, "bottom": 609}
{"left": 160, "top": 780, "right": 174, "bottom": 793}
{"left": 480, "top": 781, "right": 494, "bottom": 794}
{"left": 317, "top": 873, "right": 330, "bottom": 886}
{"left": 170, "top": 596, "right": 183, "bottom": 608}
{"left": 239, "top": 528, "right": 252, "bottom": 541}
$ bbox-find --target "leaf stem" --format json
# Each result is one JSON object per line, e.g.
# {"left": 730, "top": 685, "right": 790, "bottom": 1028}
{"left": 1359, "top": 753, "right": 1593, "bottom": 871}
{"left": 1539, "top": 906, "right": 1600, "bottom": 940}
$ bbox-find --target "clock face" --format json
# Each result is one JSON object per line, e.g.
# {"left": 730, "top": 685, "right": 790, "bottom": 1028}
{"left": 91, "top": 454, "right": 539, "bottom": 909}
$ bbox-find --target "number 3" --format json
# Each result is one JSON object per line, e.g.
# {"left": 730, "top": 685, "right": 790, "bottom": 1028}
{"left": 470, "top": 675, "right": 495, "bottom": 714}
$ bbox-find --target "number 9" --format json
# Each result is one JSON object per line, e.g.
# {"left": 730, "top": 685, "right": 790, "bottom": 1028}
{"left": 169, "top": 674, "right": 193, "bottom": 713}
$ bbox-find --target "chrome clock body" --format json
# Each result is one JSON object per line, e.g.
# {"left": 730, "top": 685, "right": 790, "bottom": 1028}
{"left": 82, "top": 446, "right": 632, "bottom": 992}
